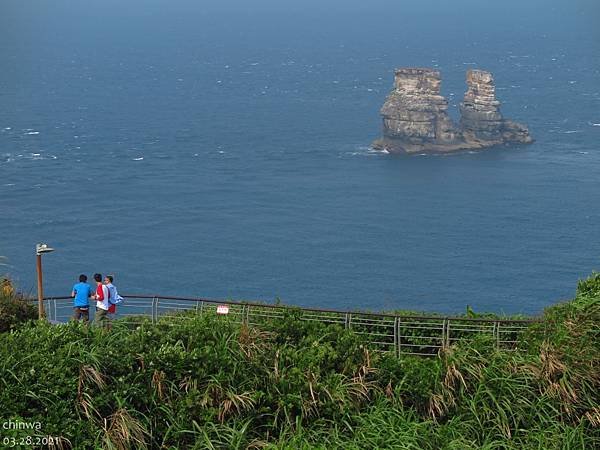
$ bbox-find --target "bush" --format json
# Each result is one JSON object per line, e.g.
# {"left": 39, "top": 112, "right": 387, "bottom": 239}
{"left": 0, "top": 275, "right": 599, "bottom": 448}
{"left": 576, "top": 271, "right": 600, "bottom": 298}
{"left": 0, "top": 277, "right": 37, "bottom": 332}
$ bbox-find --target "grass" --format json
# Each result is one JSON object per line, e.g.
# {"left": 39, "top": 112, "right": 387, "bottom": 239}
{"left": 0, "top": 274, "right": 598, "bottom": 449}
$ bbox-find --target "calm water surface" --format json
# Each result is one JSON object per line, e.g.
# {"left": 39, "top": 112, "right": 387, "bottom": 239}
{"left": 1, "top": 1, "right": 599, "bottom": 314}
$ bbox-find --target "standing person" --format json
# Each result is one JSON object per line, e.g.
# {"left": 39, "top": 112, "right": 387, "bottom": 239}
{"left": 71, "top": 274, "right": 92, "bottom": 323}
{"left": 104, "top": 275, "right": 123, "bottom": 318}
{"left": 93, "top": 273, "right": 110, "bottom": 327}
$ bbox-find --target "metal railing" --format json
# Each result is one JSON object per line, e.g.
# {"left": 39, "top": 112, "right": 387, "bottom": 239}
{"left": 42, "top": 295, "right": 540, "bottom": 356}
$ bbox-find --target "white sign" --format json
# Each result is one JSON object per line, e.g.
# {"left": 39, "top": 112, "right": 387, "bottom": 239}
{"left": 216, "top": 305, "right": 230, "bottom": 315}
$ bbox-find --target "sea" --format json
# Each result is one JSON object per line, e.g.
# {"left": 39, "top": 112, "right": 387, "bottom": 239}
{"left": 1, "top": 0, "right": 599, "bottom": 315}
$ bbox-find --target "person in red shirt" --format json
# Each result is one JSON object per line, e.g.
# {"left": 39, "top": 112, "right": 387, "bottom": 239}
{"left": 93, "top": 273, "right": 111, "bottom": 327}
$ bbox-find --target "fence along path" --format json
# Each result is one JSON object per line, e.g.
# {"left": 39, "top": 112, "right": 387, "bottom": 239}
{"left": 43, "top": 295, "right": 539, "bottom": 357}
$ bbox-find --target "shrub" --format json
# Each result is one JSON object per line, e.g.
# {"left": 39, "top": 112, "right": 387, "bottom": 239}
{"left": 576, "top": 271, "right": 600, "bottom": 298}
{"left": 0, "top": 275, "right": 599, "bottom": 448}
{"left": 0, "top": 277, "right": 37, "bottom": 332}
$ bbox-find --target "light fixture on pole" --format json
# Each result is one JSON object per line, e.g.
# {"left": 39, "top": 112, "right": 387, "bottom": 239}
{"left": 36, "top": 243, "right": 55, "bottom": 320}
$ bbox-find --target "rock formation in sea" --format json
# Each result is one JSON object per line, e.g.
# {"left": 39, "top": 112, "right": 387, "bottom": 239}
{"left": 372, "top": 68, "right": 533, "bottom": 154}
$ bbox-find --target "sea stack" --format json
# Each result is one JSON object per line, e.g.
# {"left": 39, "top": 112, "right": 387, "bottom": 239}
{"left": 372, "top": 68, "right": 532, "bottom": 154}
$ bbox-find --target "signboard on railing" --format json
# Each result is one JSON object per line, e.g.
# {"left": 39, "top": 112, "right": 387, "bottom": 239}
{"left": 216, "top": 305, "right": 230, "bottom": 315}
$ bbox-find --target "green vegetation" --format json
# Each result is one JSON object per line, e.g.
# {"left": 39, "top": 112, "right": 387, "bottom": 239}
{"left": 0, "top": 277, "right": 37, "bottom": 332}
{"left": 0, "top": 275, "right": 598, "bottom": 449}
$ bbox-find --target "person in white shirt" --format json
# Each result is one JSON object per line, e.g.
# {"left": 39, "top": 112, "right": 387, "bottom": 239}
{"left": 93, "top": 273, "right": 110, "bottom": 327}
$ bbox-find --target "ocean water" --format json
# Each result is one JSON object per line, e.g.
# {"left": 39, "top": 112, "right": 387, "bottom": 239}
{"left": 1, "top": 1, "right": 599, "bottom": 315}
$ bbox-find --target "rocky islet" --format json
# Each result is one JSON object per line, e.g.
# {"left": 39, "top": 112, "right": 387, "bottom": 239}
{"left": 372, "top": 68, "right": 533, "bottom": 154}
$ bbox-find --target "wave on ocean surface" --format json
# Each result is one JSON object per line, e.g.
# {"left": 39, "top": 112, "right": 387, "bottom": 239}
{"left": 1, "top": 152, "right": 59, "bottom": 162}
{"left": 343, "top": 146, "right": 390, "bottom": 157}
{"left": 367, "top": 147, "right": 389, "bottom": 155}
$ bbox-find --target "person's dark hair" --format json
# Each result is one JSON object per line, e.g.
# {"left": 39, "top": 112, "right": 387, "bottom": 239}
{"left": 93, "top": 273, "right": 102, "bottom": 283}
{"left": 79, "top": 274, "right": 87, "bottom": 282}
{"left": 106, "top": 275, "right": 114, "bottom": 283}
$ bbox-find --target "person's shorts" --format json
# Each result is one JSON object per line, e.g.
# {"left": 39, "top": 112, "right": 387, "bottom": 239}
{"left": 73, "top": 307, "right": 89, "bottom": 322}
{"left": 95, "top": 307, "right": 110, "bottom": 325}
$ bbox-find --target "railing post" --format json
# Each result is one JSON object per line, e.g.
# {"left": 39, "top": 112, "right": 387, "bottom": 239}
{"left": 240, "top": 304, "right": 246, "bottom": 325}
{"left": 494, "top": 321, "right": 500, "bottom": 349}
{"left": 442, "top": 318, "right": 450, "bottom": 349}
{"left": 397, "top": 317, "right": 402, "bottom": 357}
{"left": 393, "top": 317, "right": 398, "bottom": 357}
{"left": 151, "top": 297, "right": 158, "bottom": 324}
{"left": 53, "top": 299, "right": 57, "bottom": 322}
{"left": 344, "top": 313, "right": 351, "bottom": 330}
{"left": 245, "top": 304, "right": 250, "bottom": 324}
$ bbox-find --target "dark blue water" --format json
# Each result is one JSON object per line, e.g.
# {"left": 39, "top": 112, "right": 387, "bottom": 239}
{"left": 2, "top": 1, "right": 599, "bottom": 314}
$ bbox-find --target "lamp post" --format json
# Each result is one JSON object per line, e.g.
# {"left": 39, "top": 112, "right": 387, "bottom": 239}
{"left": 36, "top": 243, "right": 54, "bottom": 320}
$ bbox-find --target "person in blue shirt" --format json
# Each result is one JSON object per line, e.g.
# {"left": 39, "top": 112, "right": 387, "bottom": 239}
{"left": 71, "top": 274, "right": 92, "bottom": 323}
{"left": 103, "top": 274, "right": 123, "bottom": 315}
